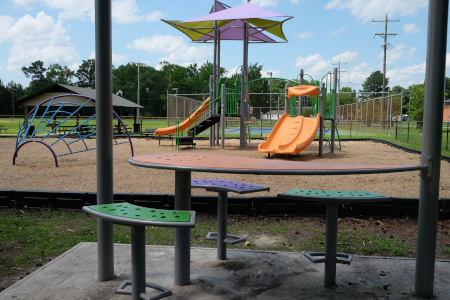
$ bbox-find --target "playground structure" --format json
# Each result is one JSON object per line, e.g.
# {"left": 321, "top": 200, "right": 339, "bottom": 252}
{"left": 158, "top": 68, "right": 340, "bottom": 156}
{"left": 13, "top": 94, "right": 134, "bottom": 167}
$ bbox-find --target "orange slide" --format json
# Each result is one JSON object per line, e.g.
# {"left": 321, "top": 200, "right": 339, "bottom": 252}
{"left": 258, "top": 112, "right": 320, "bottom": 155}
{"left": 258, "top": 84, "right": 321, "bottom": 155}
{"left": 154, "top": 97, "right": 210, "bottom": 135}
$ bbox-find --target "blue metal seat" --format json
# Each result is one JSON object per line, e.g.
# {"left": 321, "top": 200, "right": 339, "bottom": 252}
{"left": 191, "top": 179, "right": 269, "bottom": 260}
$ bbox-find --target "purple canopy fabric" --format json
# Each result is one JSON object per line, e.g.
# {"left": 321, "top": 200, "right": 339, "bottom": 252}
{"left": 181, "top": 2, "right": 291, "bottom": 23}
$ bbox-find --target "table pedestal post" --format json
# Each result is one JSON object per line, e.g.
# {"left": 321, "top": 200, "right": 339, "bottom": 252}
{"left": 174, "top": 171, "right": 191, "bottom": 285}
{"left": 325, "top": 203, "right": 338, "bottom": 286}
{"left": 217, "top": 191, "right": 228, "bottom": 260}
{"left": 131, "top": 226, "right": 146, "bottom": 300}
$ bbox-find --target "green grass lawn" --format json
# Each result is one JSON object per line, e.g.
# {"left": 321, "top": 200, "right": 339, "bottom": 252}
{"left": 1, "top": 206, "right": 431, "bottom": 291}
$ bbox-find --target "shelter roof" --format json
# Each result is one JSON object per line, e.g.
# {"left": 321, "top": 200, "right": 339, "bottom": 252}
{"left": 17, "top": 84, "right": 143, "bottom": 109}
{"left": 163, "top": 1, "right": 291, "bottom": 43}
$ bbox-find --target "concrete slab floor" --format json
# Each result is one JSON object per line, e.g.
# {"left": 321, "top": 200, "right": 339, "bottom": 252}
{"left": 1, "top": 242, "right": 449, "bottom": 300}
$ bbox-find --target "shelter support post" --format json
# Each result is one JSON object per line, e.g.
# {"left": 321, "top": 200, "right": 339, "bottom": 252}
{"left": 415, "top": 0, "right": 448, "bottom": 297}
{"left": 221, "top": 84, "right": 225, "bottom": 149}
{"left": 95, "top": 0, "right": 114, "bottom": 281}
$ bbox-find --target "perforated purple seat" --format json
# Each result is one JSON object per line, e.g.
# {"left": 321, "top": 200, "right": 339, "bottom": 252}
{"left": 191, "top": 179, "right": 269, "bottom": 194}
{"left": 191, "top": 179, "right": 270, "bottom": 260}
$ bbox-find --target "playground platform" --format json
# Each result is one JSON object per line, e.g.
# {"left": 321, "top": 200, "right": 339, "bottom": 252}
{"left": 1, "top": 242, "right": 450, "bottom": 299}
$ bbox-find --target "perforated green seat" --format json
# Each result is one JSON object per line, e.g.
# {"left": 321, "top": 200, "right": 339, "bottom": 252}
{"left": 83, "top": 203, "right": 195, "bottom": 300}
{"left": 278, "top": 189, "right": 391, "bottom": 287}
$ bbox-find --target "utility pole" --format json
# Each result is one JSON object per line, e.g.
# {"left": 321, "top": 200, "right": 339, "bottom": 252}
{"left": 133, "top": 62, "right": 146, "bottom": 120}
{"left": 331, "top": 61, "right": 347, "bottom": 106}
{"left": 373, "top": 14, "right": 399, "bottom": 97}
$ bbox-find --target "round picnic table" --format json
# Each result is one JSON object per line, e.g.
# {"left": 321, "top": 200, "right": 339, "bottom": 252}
{"left": 129, "top": 153, "right": 426, "bottom": 286}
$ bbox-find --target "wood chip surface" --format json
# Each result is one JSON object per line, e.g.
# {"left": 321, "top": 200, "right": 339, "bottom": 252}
{"left": 2, "top": 137, "right": 449, "bottom": 199}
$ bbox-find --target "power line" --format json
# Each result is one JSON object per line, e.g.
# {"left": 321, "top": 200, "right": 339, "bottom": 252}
{"left": 373, "top": 14, "right": 399, "bottom": 96}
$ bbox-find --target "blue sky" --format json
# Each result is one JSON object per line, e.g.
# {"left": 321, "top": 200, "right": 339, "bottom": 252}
{"left": 0, "top": 0, "right": 441, "bottom": 92}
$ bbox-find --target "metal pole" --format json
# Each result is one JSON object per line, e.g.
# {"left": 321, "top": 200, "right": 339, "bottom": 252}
{"left": 174, "top": 171, "right": 191, "bottom": 285}
{"left": 400, "top": 91, "right": 403, "bottom": 137}
{"left": 95, "top": 0, "right": 114, "bottom": 281}
{"left": 277, "top": 94, "right": 280, "bottom": 120}
{"left": 216, "top": 29, "right": 221, "bottom": 146}
{"left": 319, "top": 83, "right": 325, "bottom": 157}
{"left": 211, "top": 0, "right": 218, "bottom": 146}
{"left": 217, "top": 191, "right": 227, "bottom": 260}
{"left": 284, "top": 84, "right": 289, "bottom": 113}
{"left": 331, "top": 68, "right": 337, "bottom": 153}
{"left": 300, "top": 69, "right": 304, "bottom": 116}
{"left": 324, "top": 203, "right": 338, "bottom": 286}
{"left": 209, "top": 76, "right": 214, "bottom": 147}
{"left": 415, "top": 0, "right": 448, "bottom": 297}
{"left": 167, "top": 90, "right": 169, "bottom": 127}
{"left": 221, "top": 84, "right": 225, "bottom": 149}
{"left": 240, "top": 22, "right": 248, "bottom": 148}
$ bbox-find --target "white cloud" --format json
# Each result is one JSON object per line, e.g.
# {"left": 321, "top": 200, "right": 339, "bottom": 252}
{"left": 328, "top": 26, "right": 346, "bottom": 36}
{"left": 447, "top": 53, "right": 450, "bottom": 68}
{"left": 145, "top": 11, "right": 165, "bottom": 22}
{"left": 382, "top": 44, "right": 417, "bottom": 65}
{"left": 11, "top": 0, "right": 163, "bottom": 23}
{"left": 341, "top": 62, "right": 373, "bottom": 87}
{"left": 297, "top": 31, "right": 315, "bottom": 39}
{"left": 295, "top": 54, "right": 324, "bottom": 68}
{"left": 128, "top": 35, "right": 185, "bottom": 53}
{"left": 244, "top": 0, "right": 278, "bottom": 7}
{"left": 404, "top": 23, "right": 420, "bottom": 34}
{"left": 332, "top": 51, "right": 358, "bottom": 63}
{"left": 291, "top": 0, "right": 299, "bottom": 3}
{"left": 128, "top": 35, "right": 212, "bottom": 66}
{"left": 261, "top": 69, "right": 280, "bottom": 78}
{"left": 12, "top": 0, "right": 95, "bottom": 21}
{"left": 112, "top": 0, "right": 164, "bottom": 24}
{"left": 324, "top": 0, "right": 428, "bottom": 23}
{"left": 88, "top": 51, "right": 126, "bottom": 67}
{"left": 228, "top": 66, "right": 242, "bottom": 76}
{"left": 295, "top": 53, "right": 374, "bottom": 87}
{"left": 386, "top": 63, "right": 426, "bottom": 87}
{"left": 2, "top": 12, "right": 78, "bottom": 72}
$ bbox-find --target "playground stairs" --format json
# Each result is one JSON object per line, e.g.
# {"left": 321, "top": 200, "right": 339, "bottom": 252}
{"left": 178, "top": 114, "right": 221, "bottom": 146}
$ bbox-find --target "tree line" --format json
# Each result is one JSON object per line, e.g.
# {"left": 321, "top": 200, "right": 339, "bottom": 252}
{"left": 0, "top": 60, "right": 440, "bottom": 121}
{"left": 1, "top": 59, "right": 293, "bottom": 117}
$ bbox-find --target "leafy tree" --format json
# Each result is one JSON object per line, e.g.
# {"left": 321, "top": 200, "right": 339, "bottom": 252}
{"left": 408, "top": 83, "right": 425, "bottom": 128}
{"left": 445, "top": 77, "right": 450, "bottom": 99}
{"left": 21, "top": 60, "right": 52, "bottom": 95}
{"left": 46, "top": 63, "right": 75, "bottom": 85}
{"left": 75, "top": 59, "right": 95, "bottom": 88}
{"left": 360, "top": 70, "right": 389, "bottom": 99}
{"left": 0, "top": 80, "right": 24, "bottom": 115}
{"left": 338, "top": 86, "right": 356, "bottom": 105}
{"left": 22, "top": 60, "right": 47, "bottom": 85}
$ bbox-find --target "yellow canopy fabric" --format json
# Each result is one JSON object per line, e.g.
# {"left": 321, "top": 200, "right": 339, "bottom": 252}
{"left": 244, "top": 18, "right": 288, "bottom": 41}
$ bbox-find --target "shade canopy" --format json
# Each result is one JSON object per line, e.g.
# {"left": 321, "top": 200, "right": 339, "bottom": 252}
{"left": 162, "top": 1, "right": 292, "bottom": 43}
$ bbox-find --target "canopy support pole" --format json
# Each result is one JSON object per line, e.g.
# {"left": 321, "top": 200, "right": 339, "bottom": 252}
{"left": 415, "top": 0, "right": 448, "bottom": 297}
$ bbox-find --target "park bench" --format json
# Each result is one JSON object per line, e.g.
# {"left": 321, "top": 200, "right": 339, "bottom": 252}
{"left": 143, "top": 128, "right": 156, "bottom": 139}
{"left": 191, "top": 179, "right": 269, "bottom": 260}
{"left": 83, "top": 203, "right": 196, "bottom": 300}
{"left": 277, "top": 189, "right": 391, "bottom": 287}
